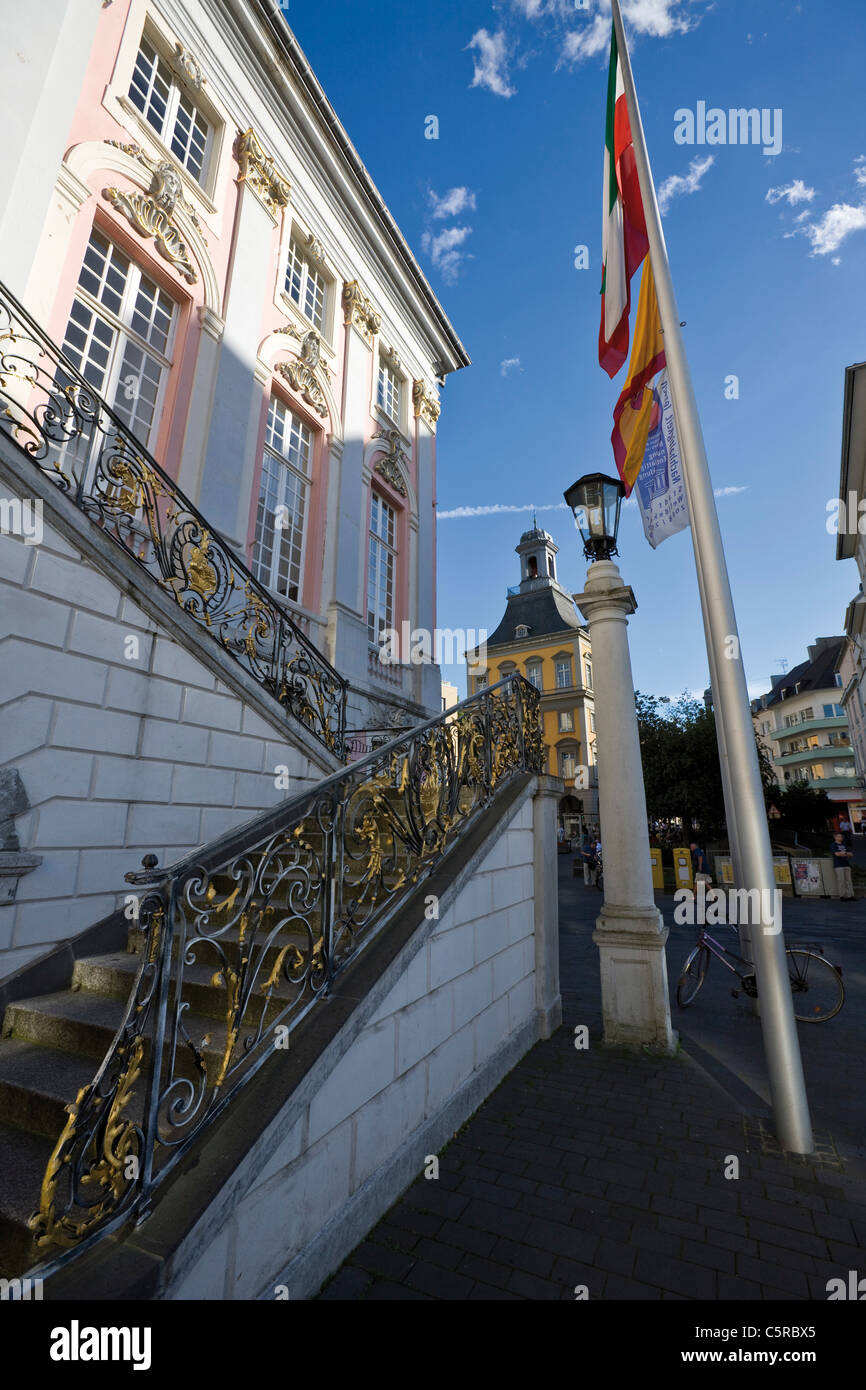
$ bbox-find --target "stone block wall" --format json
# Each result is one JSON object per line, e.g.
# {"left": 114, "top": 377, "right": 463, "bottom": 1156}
{"left": 0, "top": 491, "right": 324, "bottom": 978}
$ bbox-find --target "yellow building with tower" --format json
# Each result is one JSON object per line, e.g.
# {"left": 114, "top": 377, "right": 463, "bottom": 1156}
{"left": 469, "top": 524, "right": 598, "bottom": 836}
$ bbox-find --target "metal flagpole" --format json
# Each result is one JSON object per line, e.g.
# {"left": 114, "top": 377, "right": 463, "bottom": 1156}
{"left": 610, "top": 0, "right": 812, "bottom": 1151}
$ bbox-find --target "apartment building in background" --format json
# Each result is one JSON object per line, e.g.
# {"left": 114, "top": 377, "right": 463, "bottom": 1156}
{"left": 751, "top": 637, "right": 863, "bottom": 832}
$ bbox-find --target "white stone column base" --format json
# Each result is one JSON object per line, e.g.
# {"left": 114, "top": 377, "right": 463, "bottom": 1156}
{"left": 593, "top": 904, "right": 677, "bottom": 1053}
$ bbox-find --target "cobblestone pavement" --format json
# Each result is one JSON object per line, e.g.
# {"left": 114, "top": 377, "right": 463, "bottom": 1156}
{"left": 318, "top": 861, "right": 866, "bottom": 1300}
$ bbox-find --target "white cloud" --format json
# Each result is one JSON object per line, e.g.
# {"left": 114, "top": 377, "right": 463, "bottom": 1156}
{"left": 657, "top": 155, "right": 714, "bottom": 214}
{"left": 559, "top": 0, "right": 699, "bottom": 66}
{"left": 421, "top": 225, "right": 474, "bottom": 283}
{"left": 500, "top": 357, "right": 523, "bottom": 376}
{"left": 804, "top": 202, "right": 866, "bottom": 257}
{"left": 854, "top": 155, "right": 866, "bottom": 187}
{"left": 467, "top": 29, "right": 516, "bottom": 97}
{"left": 428, "top": 187, "right": 477, "bottom": 220}
{"left": 560, "top": 15, "right": 610, "bottom": 64}
{"left": 766, "top": 179, "right": 816, "bottom": 207}
{"left": 438, "top": 501, "right": 568, "bottom": 520}
{"left": 714, "top": 486, "right": 748, "bottom": 498}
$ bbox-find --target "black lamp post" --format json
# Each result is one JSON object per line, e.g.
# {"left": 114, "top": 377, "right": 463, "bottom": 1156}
{"left": 563, "top": 473, "right": 625, "bottom": 562}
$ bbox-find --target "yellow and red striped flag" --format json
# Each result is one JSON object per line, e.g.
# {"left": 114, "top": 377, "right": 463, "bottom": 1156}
{"left": 611, "top": 258, "right": 666, "bottom": 494}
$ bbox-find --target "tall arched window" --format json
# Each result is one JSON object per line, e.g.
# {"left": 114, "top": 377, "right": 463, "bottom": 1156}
{"left": 367, "top": 492, "right": 396, "bottom": 643}
{"left": 251, "top": 394, "right": 313, "bottom": 603}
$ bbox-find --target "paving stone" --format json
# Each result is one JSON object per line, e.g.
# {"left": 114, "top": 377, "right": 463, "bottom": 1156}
{"left": 457, "top": 1176, "right": 523, "bottom": 1209}
{"left": 490, "top": 1236, "right": 555, "bottom": 1279}
{"left": 735, "top": 1255, "right": 812, "bottom": 1297}
{"left": 319, "top": 1266, "right": 373, "bottom": 1300}
{"left": 461, "top": 1197, "right": 532, "bottom": 1242}
{"left": 405, "top": 1261, "right": 475, "bottom": 1300}
{"left": 435, "top": 1220, "right": 497, "bottom": 1258}
{"left": 633, "top": 1251, "right": 717, "bottom": 1300}
{"left": 349, "top": 1241, "right": 416, "bottom": 1282}
{"left": 507, "top": 1268, "right": 562, "bottom": 1299}
{"left": 412, "top": 1238, "right": 465, "bottom": 1271}
{"left": 364, "top": 1279, "right": 430, "bottom": 1300}
{"left": 456, "top": 1252, "right": 513, "bottom": 1291}
{"left": 466, "top": 1281, "right": 522, "bottom": 1300}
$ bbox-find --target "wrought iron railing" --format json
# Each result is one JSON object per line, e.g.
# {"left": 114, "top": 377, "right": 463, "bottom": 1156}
{"left": 344, "top": 725, "right": 412, "bottom": 761}
{"left": 27, "top": 675, "right": 543, "bottom": 1267}
{"left": 0, "top": 281, "right": 346, "bottom": 756}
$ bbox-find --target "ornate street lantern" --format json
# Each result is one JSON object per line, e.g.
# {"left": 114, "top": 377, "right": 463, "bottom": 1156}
{"left": 564, "top": 473, "right": 625, "bottom": 561}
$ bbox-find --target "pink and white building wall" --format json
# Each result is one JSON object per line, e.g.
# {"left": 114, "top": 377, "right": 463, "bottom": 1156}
{"left": 1, "top": 0, "right": 468, "bottom": 732}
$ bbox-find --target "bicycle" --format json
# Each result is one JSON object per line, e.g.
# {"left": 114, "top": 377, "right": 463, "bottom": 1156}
{"left": 676, "top": 924, "right": 844, "bottom": 1022}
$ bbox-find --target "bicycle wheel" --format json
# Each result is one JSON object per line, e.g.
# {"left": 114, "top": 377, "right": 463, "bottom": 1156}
{"left": 677, "top": 943, "right": 710, "bottom": 1008}
{"left": 786, "top": 950, "right": 845, "bottom": 1022}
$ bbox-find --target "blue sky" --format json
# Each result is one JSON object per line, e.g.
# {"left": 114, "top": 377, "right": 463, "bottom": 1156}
{"left": 290, "top": 0, "right": 866, "bottom": 700}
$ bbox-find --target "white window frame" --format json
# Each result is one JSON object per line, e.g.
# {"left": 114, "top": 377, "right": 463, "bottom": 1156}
{"left": 584, "top": 659, "right": 593, "bottom": 690}
{"left": 283, "top": 234, "right": 330, "bottom": 334}
{"left": 58, "top": 229, "right": 177, "bottom": 479}
{"left": 377, "top": 356, "right": 402, "bottom": 425}
{"left": 367, "top": 492, "right": 397, "bottom": 646}
{"left": 555, "top": 659, "right": 572, "bottom": 690}
{"left": 526, "top": 662, "right": 543, "bottom": 692}
{"left": 251, "top": 395, "right": 313, "bottom": 605}
{"left": 127, "top": 35, "right": 214, "bottom": 187}
{"left": 559, "top": 750, "right": 577, "bottom": 780}
{"left": 558, "top": 710, "right": 574, "bottom": 732}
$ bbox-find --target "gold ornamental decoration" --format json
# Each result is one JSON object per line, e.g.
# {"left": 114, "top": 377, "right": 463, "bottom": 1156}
{"left": 372, "top": 426, "right": 408, "bottom": 496}
{"left": 104, "top": 141, "right": 207, "bottom": 240}
{"left": 102, "top": 186, "right": 198, "bottom": 284}
{"left": 342, "top": 280, "right": 381, "bottom": 345}
{"left": 276, "top": 331, "right": 329, "bottom": 418}
{"left": 236, "top": 128, "right": 291, "bottom": 215}
{"left": 412, "top": 379, "right": 441, "bottom": 429}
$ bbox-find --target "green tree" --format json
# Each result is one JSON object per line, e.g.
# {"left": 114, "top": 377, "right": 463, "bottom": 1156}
{"left": 635, "top": 692, "right": 726, "bottom": 837}
{"left": 774, "top": 778, "right": 834, "bottom": 836}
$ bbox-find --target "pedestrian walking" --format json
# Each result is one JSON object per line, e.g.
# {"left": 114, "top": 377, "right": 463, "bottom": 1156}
{"left": 832, "top": 833, "right": 855, "bottom": 900}
{"left": 839, "top": 815, "right": 853, "bottom": 849}
{"left": 581, "top": 832, "right": 594, "bottom": 886}
{"left": 690, "top": 840, "right": 711, "bottom": 885}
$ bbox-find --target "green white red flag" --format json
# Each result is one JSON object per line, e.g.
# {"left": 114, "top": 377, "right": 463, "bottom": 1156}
{"left": 599, "top": 22, "right": 649, "bottom": 379}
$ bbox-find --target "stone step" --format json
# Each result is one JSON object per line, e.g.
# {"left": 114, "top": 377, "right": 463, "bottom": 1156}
{"left": 72, "top": 950, "right": 307, "bottom": 1025}
{"left": 0, "top": 1039, "right": 96, "bottom": 1140}
{"left": 0, "top": 1120, "right": 54, "bottom": 1279}
{"left": 125, "top": 921, "right": 322, "bottom": 977}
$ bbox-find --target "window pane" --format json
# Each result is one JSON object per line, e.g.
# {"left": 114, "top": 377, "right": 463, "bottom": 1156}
{"left": 285, "top": 241, "right": 303, "bottom": 304}
{"left": 253, "top": 398, "right": 310, "bottom": 601}
{"left": 130, "top": 273, "right": 174, "bottom": 356}
{"left": 377, "top": 362, "right": 400, "bottom": 421}
{"left": 172, "top": 92, "right": 209, "bottom": 182}
{"left": 112, "top": 341, "right": 163, "bottom": 446}
{"left": 60, "top": 299, "right": 116, "bottom": 395}
{"left": 304, "top": 264, "right": 326, "bottom": 330}
{"left": 367, "top": 496, "right": 396, "bottom": 642}
{"left": 129, "top": 39, "right": 171, "bottom": 136}
{"left": 78, "top": 231, "right": 131, "bottom": 317}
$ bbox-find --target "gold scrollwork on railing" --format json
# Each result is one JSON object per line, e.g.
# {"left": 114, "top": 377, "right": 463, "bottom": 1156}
{"left": 26, "top": 677, "right": 542, "bottom": 1264}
